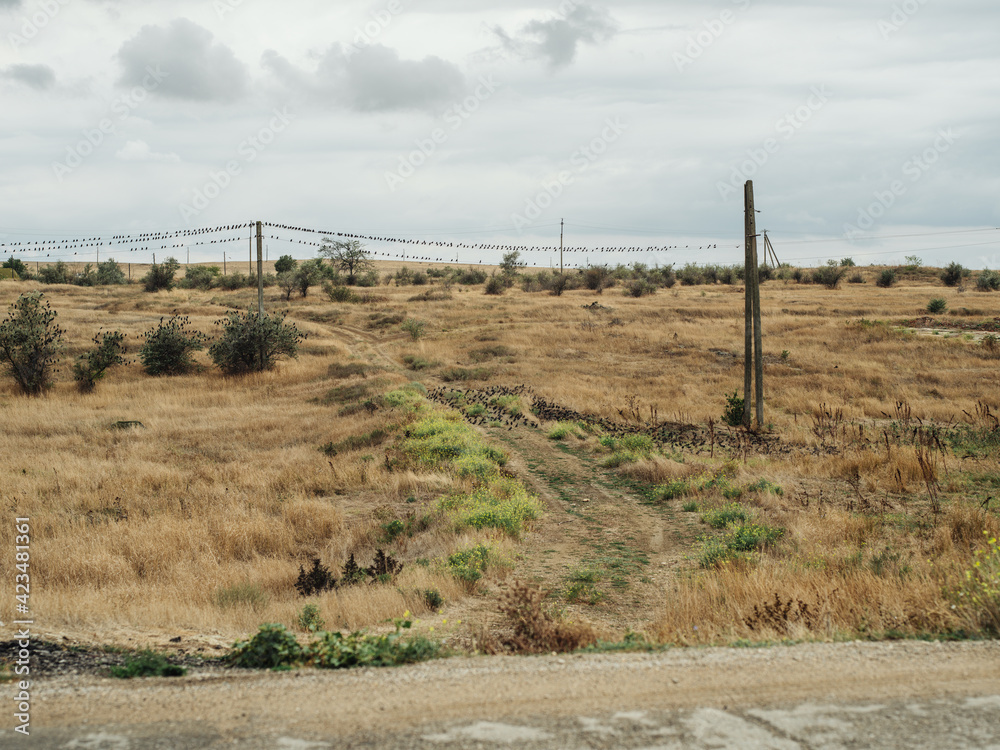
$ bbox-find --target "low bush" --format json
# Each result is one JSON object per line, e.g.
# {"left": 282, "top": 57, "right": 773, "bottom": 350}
{"left": 812, "top": 264, "right": 847, "bottom": 289}
{"left": 927, "top": 298, "right": 948, "bottom": 314}
{"left": 439, "top": 477, "right": 541, "bottom": 537}
{"left": 977, "top": 270, "right": 1000, "bottom": 292}
{"left": 139, "top": 315, "right": 207, "bottom": 376}
{"left": 497, "top": 581, "right": 597, "bottom": 653}
{"left": 876, "top": 268, "right": 897, "bottom": 288}
{"left": 0, "top": 292, "right": 65, "bottom": 395}
{"left": 72, "top": 330, "right": 127, "bottom": 393}
{"left": 209, "top": 309, "right": 304, "bottom": 375}
{"left": 941, "top": 262, "right": 966, "bottom": 287}
{"left": 110, "top": 650, "right": 186, "bottom": 679}
{"left": 142, "top": 257, "right": 180, "bottom": 292}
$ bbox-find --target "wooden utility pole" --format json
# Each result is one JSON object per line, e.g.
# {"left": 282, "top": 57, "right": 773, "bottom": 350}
{"left": 743, "top": 181, "right": 764, "bottom": 429}
{"left": 560, "top": 218, "right": 564, "bottom": 275}
{"left": 256, "top": 221, "right": 264, "bottom": 318}
{"left": 249, "top": 224, "right": 253, "bottom": 276}
{"left": 223, "top": 252, "right": 226, "bottom": 275}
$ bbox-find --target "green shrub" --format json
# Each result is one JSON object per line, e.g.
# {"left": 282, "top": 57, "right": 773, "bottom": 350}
{"left": 439, "top": 477, "right": 541, "bottom": 537}
{"left": 875, "top": 268, "right": 897, "bottom": 288}
{"left": 72, "top": 330, "right": 127, "bottom": 393}
{"left": 401, "top": 319, "right": 426, "bottom": 341}
{"left": 297, "top": 604, "right": 326, "bottom": 633}
{"left": 848, "top": 272, "right": 866, "bottom": 284}
{"left": 422, "top": 589, "right": 444, "bottom": 609}
{"left": 702, "top": 503, "right": 750, "bottom": 529}
{"left": 181, "top": 265, "right": 219, "bottom": 290}
{"left": 95, "top": 259, "right": 127, "bottom": 285}
{"left": 142, "top": 257, "right": 180, "bottom": 292}
{"left": 484, "top": 274, "right": 506, "bottom": 295}
{"left": 941, "top": 262, "right": 965, "bottom": 287}
{"left": 927, "top": 298, "right": 947, "bottom": 314}
{"left": 274, "top": 255, "right": 297, "bottom": 274}
{"left": 0, "top": 292, "right": 65, "bottom": 395}
{"left": 110, "top": 650, "right": 186, "bottom": 679}
{"left": 38, "top": 261, "right": 71, "bottom": 285}
{"left": 624, "top": 280, "right": 656, "bottom": 297}
{"left": 681, "top": 500, "right": 699, "bottom": 512}
{"left": 325, "top": 283, "right": 358, "bottom": 303}
{"left": 952, "top": 534, "right": 1000, "bottom": 634}
{"left": 745, "top": 478, "right": 784, "bottom": 496}
{"left": 209, "top": 309, "right": 304, "bottom": 375}
{"left": 138, "top": 315, "right": 207, "bottom": 376}
{"left": 651, "top": 480, "right": 692, "bottom": 502}
{"left": 306, "top": 620, "right": 439, "bottom": 669}
{"left": 447, "top": 544, "right": 494, "bottom": 584}
{"left": 228, "top": 623, "right": 305, "bottom": 669}
{"left": 977, "top": 270, "right": 1000, "bottom": 292}
{"left": 723, "top": 390, "right": 745, "bottom": 427}
{"left": 811, "top": 264, "right": 847, "bottom": 289}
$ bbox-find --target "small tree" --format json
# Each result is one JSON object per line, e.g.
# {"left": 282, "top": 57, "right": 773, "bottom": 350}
{"left": 812, "top": 264, "right": 847, "bottom": 289}
{"left": 138, "top": 314, "right": 207, "bottom": 376}
{"left": 319, "top": 239, "right": 373, "bottom": 285}
{"left": 276, "top": 270, "right": 298, "bottom": 301}
{"left": 209, "top": 309, "right": 304, "bottom": 375}
{"left": 941, "top": 262, "right": 965, "bottom": 287}
{"left": 38, "top": 261, "right": 71, "bottom": 285}
{"left": 0, "top": 292, "right": 65, "bottom": 395}
{"left": 95, "top": 259, "right": 127, "bottom": 286}
{"left": 274, "top": 255, "right": 297, "bottom": 274}
{"left": 72, "top": 330, "right": 127, "bottom": 393}
{"left": 876, "top": 268, "right": 897, "bottom": 288}
{"left": 143, "top": 257, "right": 180, "bottom": 292}
{"left": 182, "top": 266, "right": 220, "bottom": 290}
{"left": 2, "top": 257, "right": 28, "bottom": 279}
{"left": 499, "top": 250, "right": 524, "bottom": 280}
{"left": 295, "top": 259, "right": 324, "bottom": 298}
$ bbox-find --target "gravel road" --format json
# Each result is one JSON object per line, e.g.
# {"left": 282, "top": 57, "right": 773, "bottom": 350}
{"left": 6, "top": 639, "right": 1000, "bottom": 748}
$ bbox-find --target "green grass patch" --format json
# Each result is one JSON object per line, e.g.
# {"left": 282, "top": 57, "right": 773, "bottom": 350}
{"left": 402, "top": 355, "right": 438, "bottom": 371}
{"left": 446, "top": 544, "right": 499, "bottom": 584}
{"left": 702, "top": 502, "right": 750, "bottom": 529}
{"left": 547, "top": 422, "right": 585, "bottom": 441}
{"left": 400, "top": 413, "right": 508, "bottom": 478}
{"left": 699, "top": 522, "right": 785, "bottom": 568}
{"left": 438, "top": 477, "right": 542, "bottom": 537}
{"left": 321, "top": 426, "right": 396, "bottom": 456}
{"left": 110, "top": 650, "right": 186, "bottom": 679}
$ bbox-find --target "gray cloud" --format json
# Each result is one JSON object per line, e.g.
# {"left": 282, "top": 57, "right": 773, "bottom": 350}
{"left": 2, "top": 63, "right": 55, "bottom": 90}
{"left": 117, "top": 18, "right": 248, "bottom": 102}
{"left": 491, "top": 2, "right": 618, "bottom": 69}
{"left": 263, "top": 44, "right": 465, "bottom": 112}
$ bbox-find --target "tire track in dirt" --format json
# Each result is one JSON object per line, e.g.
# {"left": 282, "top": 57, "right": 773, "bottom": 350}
{"left": 312, "top": 318, "right": 699, "bottom": 634}
{"left": 486, "top": 421, "right": 701, "bottom": 634}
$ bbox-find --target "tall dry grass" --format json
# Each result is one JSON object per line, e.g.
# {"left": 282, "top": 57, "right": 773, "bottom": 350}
{"left": 1, "top": 267, "right": 998, "bottom": 645}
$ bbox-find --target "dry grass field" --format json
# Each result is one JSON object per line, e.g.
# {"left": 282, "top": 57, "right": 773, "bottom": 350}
{"left": 1, "top": 261, "right": 998, "bottom": 652}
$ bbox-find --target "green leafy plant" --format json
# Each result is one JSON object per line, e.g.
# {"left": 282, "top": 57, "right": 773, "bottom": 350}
{"left": 401, "top": 319, "right": 426, "bottom": 341}
{"left": 941, "top": 262, "right": 966, "bottom": 287}
{"left": 876, "top": 268, "right": 897, "bottom": 288}
{"left": 110, "top": 650, "right": 186, "bottom": 679}
{"left": 209, "top": 309, "right": 304, "bottom": 375}
{"left": 138, "top": 314, "right": 207, "bottom": 376}
{"left": 723, "top": 390, "right": 745, "bottom": 427}
{"left": 306, "top": 617, "right": 440, "bottom": 669}
{"left": 228, "top": 623, "right": 305, "bottom": 669}
{"left": 274, "top": 255, "right": 297, "bottom": 274}
{"left": 72, "top": 330, "right": 127, "bottom": 393}
{"left": 702, "top": 503, "right": 750, "bottom": 529}
{"left": 977, "top": 270, "right": 1000, "bottom": 292}
{"left": 447, "top": 544, "right": 495, "bottom": 585}
{"left": 142, "top": 257, "right": 180, "bottom": 292}
{"left": 927, "top": 298, "right": 947, "bottom": 314}
{"left": 953, "top": 533, "right": 1000, "bottom": 634}
{"left": 0, "top": 292, "right": 65, "bottom": 395}
{"left": 811, "top": 264, "right": 847, "bottom": 289}
{"left": 297, "top": 603, "right": 326, "bottom": 633}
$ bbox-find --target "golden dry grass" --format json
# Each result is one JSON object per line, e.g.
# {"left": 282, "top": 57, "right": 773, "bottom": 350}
{"left": 0, "top": 264, "right": 998, "bottom": 648}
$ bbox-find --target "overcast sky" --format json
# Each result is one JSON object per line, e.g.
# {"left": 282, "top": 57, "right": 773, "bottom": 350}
{"left": 1, "top": 0, "right": 999, "bottom": 268}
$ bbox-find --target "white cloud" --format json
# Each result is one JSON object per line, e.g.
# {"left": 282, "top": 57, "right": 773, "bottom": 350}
{"left": 115, "top": 140, "right": 180, "bottom": 163}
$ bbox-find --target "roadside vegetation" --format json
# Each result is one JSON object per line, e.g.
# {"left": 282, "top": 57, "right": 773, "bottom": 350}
{"left": 0, "top": 255, "right": 997, "bottom": 663}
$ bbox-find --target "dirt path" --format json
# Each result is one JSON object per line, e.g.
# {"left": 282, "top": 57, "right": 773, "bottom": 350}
{"left": 16, "top": 640, "right": 1000, "bottom": 748}
{"left": 486, "top": 420, "right": 699, "bottom": 633}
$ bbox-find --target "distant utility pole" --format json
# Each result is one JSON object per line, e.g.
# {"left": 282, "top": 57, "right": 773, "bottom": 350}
{"left": 560, "top": 218, "right": 564, "bottom": 274}
{"left": 249, "top": 223, "right": 253, "bottom": 276}
{"left": 743, "top": 181, "right": 764, "bottom": 429}
{"left": 256, "top": 221, "right": 264, "bottom": 319}
{"left": 223, "top": 252, "right": 226, "bottom": 275}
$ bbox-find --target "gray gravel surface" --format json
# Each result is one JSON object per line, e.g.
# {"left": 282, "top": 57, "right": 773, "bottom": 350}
{"left": 5, "top": 639, "right": 999, "bottom": 749}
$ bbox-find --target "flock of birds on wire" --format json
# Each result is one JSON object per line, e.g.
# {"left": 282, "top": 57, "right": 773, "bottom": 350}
{"left": 1, "top": 220, "right": 736, "bottom": 265}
